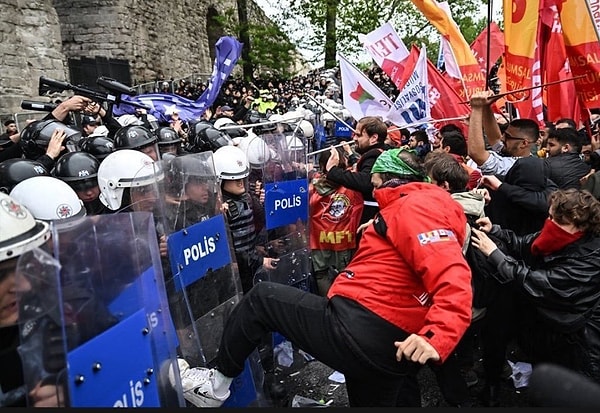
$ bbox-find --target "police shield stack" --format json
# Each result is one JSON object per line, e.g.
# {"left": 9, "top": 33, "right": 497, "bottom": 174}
{"left": 15, "top": 212, "right": 182, "bottom": 407}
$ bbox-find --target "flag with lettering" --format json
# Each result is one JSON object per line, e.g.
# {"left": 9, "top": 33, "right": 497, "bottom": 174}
{"left": 113, "top": 36, "right": 243, "bottom": 122}
{"left": 358, "top": 22, "right": 410, "bottom": 89}
{"left": 338, "top": 53, "right": 394, "bottom": 121}
{"left": 386, "top": 45, "right": 431, "bottom": 128}
{"left": 410, "top": 0, "right": 486, "bottom": 100}
{"left": 559, "top": 0, "right": 600, "bottom": 109}
{"left": 361, "top": 24, "right": 470, "bottom": 131}
{"left": 502, "top": 0, "right": 539, "bottom": 101}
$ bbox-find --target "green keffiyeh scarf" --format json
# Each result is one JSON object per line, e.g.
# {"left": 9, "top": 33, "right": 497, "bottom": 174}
{"left": 371, "top": 148, "right": 429, "bottom": 182}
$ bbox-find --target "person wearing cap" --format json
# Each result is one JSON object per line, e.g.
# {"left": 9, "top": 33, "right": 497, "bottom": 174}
{"left": 0, "top": 120, "right": 23, "bottom": 162}
{"left": 169, "top": 148, "right": 473, "bottom": 408}
{"left": 80, "top": 114, "right": 102, "bottom": 137}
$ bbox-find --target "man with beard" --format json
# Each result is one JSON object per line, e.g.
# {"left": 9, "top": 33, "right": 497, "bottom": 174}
{"left": 467, "top": 91, "right": 539, "bottom": 177}
{"left": 324, "top": 116, "right": 387, "bottom": 232}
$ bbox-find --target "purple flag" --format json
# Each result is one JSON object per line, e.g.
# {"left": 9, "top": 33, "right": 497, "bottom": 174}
{"left": 113, "top": 36, "right": 243, "bottom": 123}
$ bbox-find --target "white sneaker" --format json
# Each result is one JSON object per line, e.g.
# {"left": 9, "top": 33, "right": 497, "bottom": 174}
{"left": 169, "top": 358, "right": 230, "bottom": 408}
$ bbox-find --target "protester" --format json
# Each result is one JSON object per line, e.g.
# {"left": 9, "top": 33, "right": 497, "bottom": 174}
{"left": 471, "top": 188, "right": 600, "bottom": 385}
{"left": 167, "top": 147, "right": 473, "bottom": 407}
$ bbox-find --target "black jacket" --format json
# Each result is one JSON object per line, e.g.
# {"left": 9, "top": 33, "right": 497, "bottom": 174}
{"left": 487, "top": 227, "right": 600, "bottom": 382}
{"left": 545, "top": 152, "right": 591, "bottom": 190}
{"left": 485, "top": 156, "right": 557, "bottom": 235}
{"left": 325, "top": 144, "right": 385, "bottom": 225}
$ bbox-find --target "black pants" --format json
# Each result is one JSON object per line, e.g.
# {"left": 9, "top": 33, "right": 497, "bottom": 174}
{"left": 214, "top": 281, "right": 421, "bottom": 407}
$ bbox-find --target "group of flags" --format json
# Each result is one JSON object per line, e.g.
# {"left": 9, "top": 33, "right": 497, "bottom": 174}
{"left": 112, "top": 0, "right": 600, "bottom": 135}
{"left": 340, "top": 0, "right": 600, "bottom": 134}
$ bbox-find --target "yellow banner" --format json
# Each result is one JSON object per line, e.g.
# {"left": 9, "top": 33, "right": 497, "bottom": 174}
{"left": 560, "top": 0, "right": 600, "bottom": 108}
{"left": 503, "top": 0, "right": 540, "bottom": 58}
{"left": 562, "top": 0, "right": 598, "bottom": 46}
{"left": 410, "top": 0, "right": 478, "bottom": 66}
{"left": 410, "top": 0, "right": 485, "bottom": 98}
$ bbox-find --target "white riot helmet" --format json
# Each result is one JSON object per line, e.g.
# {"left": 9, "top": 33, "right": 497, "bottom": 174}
{"left": 321, "top": 111, "right": 336, "bottom": 122}
{"left": 213, "top": 145, "right": 250, "bottom": 181}
{"left": 9, "top": 176, "right": 87, "bottom": 231}
{"left": 97, "top": 149, "right": 159, "bottom": 211}
{"left": 297, "top": 120, "right": 314, "bottom": 138}
{"left": 0, "top": 192, "right": 51, "bottom": 262}
{"left": 280, "top": 111, "right": 304, "bottom": 124}
{"left": 268, "top": 113, "right": 284, "bottom": 123}
{"left": 213, "top": 117, "right": 237, "bottom": 130}
{"left": 116, "top": 114, "right": 144, "bottom": 127}
{"left": 237, "top": 134, "right": 271, "bottom": 169}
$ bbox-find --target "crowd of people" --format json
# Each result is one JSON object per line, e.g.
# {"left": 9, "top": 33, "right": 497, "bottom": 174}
{"left": 2, "top": 63, "right": 600, "bottom": 408}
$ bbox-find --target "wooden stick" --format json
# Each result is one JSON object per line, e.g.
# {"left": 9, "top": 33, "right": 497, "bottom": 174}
{"left": 460, "top": 75, "right": 587, "bottom": 104}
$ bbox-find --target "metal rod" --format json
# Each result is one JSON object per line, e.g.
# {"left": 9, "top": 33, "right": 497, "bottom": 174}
{"left": 218, "top": 115, "right": 304, "bottom": 130}
{"left": 304, "top": 94, "right": 357, "bottom": 133}
{"left": 306, "top": 140, "right": 355, "bottom": 157}
{"left": 387, "top": 115, "right": 469, "bottom": 132}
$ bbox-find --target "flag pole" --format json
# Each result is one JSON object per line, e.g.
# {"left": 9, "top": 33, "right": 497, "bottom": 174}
{"left": 486, "top": 0, "right": 493, "bottom": 88}
{"left": 304, "top": 93, "right": 357, "bottom": 133}
{"left": 459, "top": 75, "right": 587, "bottom": 104}
{"left": 387, "top": 115, "right": 469, "bottom": 132}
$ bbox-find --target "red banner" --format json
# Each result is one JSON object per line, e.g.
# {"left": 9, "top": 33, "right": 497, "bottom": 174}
{"left": 470, "top": 22, "right": 505, "bottom": 75}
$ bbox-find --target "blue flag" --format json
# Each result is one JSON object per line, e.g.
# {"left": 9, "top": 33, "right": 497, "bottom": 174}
{"left": 113, "top": 36, "right": 243, "bottom": 124}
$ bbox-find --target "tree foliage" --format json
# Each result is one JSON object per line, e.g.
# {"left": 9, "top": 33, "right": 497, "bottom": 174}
{"left": 213, "top": 6, "right": 298, "bottom": 80}
{"left": 270, "top": 0, "right": 491, "bottom": 67}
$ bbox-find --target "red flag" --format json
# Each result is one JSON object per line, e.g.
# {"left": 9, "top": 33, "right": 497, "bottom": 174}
{"left": 470, "top": 22, "right": 505, "bottom": 75}
{"left": 540, "top": 4, "right": 580, "bottom": 124}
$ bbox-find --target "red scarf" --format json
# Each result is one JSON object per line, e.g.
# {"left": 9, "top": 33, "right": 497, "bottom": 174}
{"left": 531, "top": 218, "right": 584, "bottom": 256}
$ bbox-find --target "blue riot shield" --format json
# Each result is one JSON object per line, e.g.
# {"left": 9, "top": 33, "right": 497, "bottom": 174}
{"left": 161, "top": 152, "right": 262, "bottom": 407}
{"left": 253, "top": 123, "right": 311, "bottom": 291}
{"left": 15, "top": 212, "right": 183, "bottom": 407}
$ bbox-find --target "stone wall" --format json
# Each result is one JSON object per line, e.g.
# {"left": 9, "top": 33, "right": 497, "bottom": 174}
{"left": 0, "top": 0, "right": 289, "bottom": 117}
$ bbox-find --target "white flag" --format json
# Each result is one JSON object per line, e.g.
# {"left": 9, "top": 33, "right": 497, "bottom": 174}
{"left": 385, "top": 45, "right": 431, "bottom": 128}
{"left": 338, "top": 53, "right": 394, "bottom": 121}
{"left": 358, "top": 22, "right": 410, "bottom": 88}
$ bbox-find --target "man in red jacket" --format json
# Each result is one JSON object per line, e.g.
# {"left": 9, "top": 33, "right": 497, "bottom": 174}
{"left": 169, "top": 148, "right": 473, "bottom": 407}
